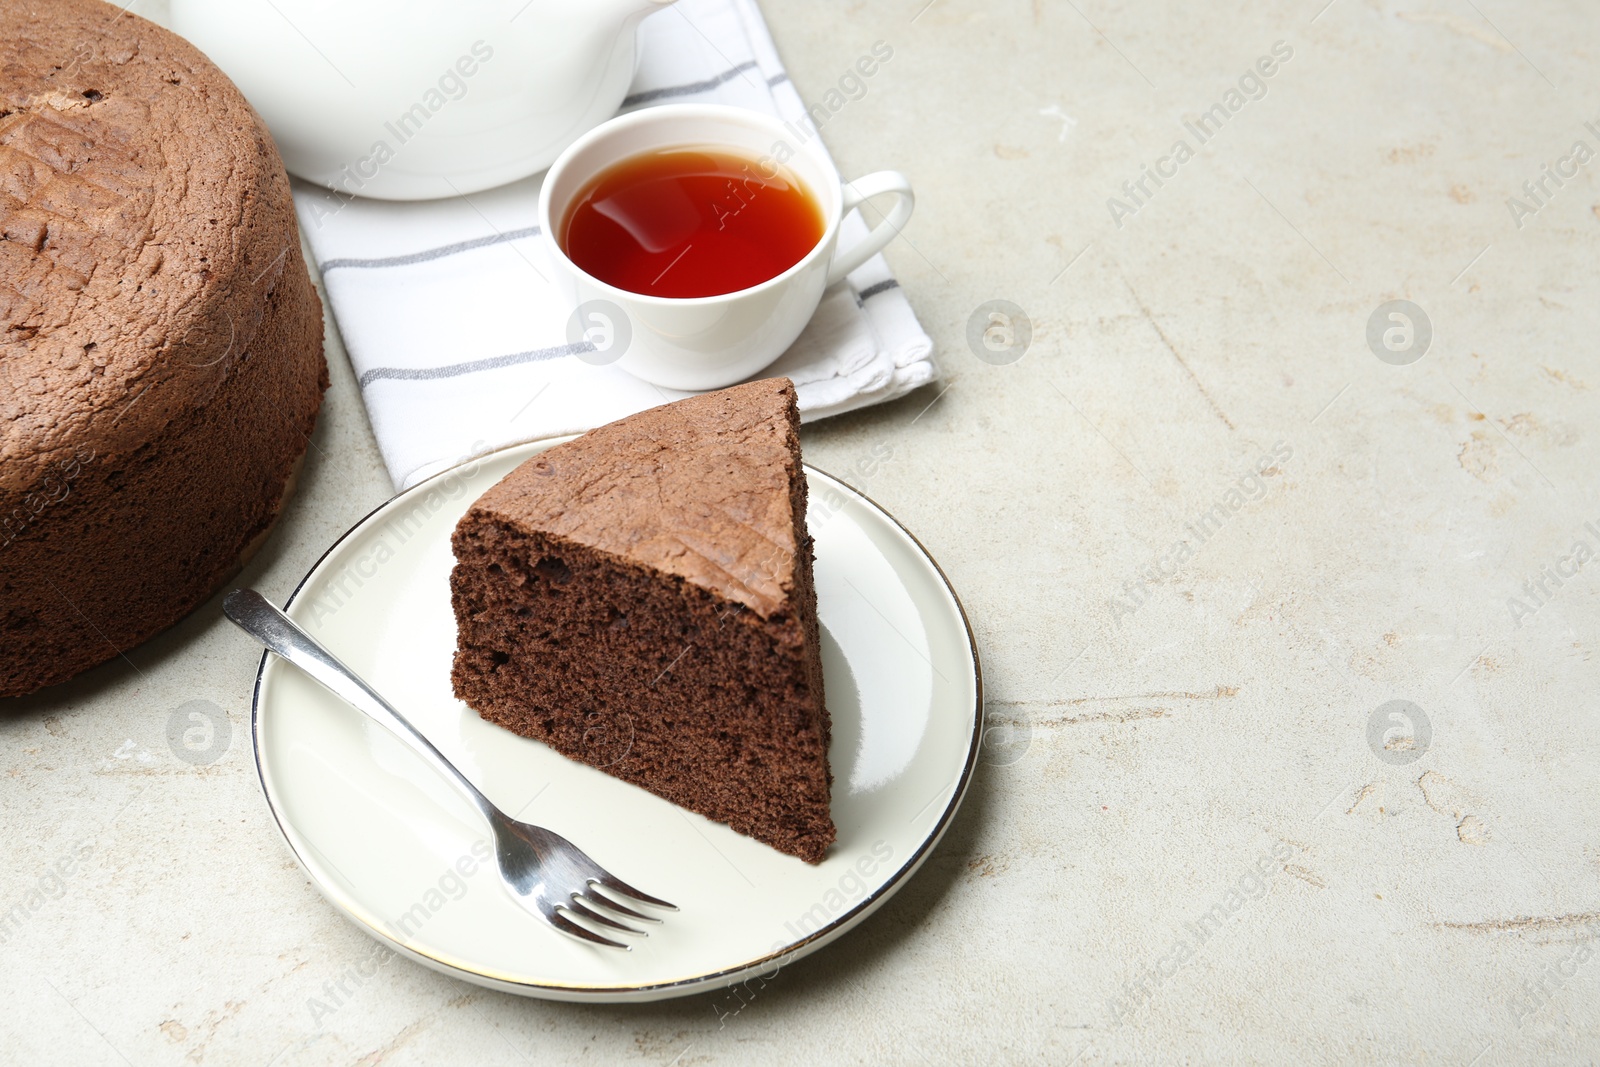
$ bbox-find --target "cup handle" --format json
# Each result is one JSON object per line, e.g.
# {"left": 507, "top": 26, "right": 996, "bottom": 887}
{"left": 826, "top": 171, "right": 915, "bottom": 288}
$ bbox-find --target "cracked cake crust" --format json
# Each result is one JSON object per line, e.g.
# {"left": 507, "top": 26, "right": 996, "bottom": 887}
{"left": 0, "top": 0, "right": 327, "bottom": 696}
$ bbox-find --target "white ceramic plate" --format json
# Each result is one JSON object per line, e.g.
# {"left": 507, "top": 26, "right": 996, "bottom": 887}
{"left": 252, "top": 439, "right": 982, "bottom": 1002}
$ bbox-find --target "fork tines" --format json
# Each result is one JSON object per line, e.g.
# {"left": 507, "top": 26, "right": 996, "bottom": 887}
{"left": 552, "top": 878, "right": 677, "bottom": 950}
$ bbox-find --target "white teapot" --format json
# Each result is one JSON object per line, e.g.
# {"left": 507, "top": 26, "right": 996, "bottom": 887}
{"left": 169, "top": 0, "right": 675, "bottom": 200}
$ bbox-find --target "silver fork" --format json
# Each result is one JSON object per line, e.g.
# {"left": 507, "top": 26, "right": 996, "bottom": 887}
{"left": 224, "top": 588, "right": 675, "bottom": 949}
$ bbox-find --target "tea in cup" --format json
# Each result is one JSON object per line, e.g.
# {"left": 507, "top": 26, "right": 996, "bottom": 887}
{"left": 539, "top": 104, "right": 914, "bottom": 390}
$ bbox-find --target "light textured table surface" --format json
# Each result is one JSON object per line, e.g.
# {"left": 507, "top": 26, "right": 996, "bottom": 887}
{"left": 5, "top": 1, "right": 1600, "bottom": 1064}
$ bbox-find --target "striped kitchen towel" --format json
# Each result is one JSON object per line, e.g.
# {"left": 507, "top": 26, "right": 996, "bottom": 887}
{"left": 290, "top": 0, "right": 936, "bottom": 491}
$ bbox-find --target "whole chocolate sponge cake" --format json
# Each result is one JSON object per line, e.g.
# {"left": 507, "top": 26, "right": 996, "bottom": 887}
{"left": 0, "top": 0, "right": 327, "bottom": 697}
{"left": 450, "top": 378, "right": 834, "bottom": 863}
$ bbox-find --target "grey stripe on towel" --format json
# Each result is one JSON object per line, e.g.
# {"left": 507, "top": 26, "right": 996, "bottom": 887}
{"left": 321, "top": 226, "right": 542, "bottom": 273}
{"left": 622, "top": 60, "right": 760, "bottom": 107}
{"left": 358, "top": 342, "right": 590, "bottom": 389}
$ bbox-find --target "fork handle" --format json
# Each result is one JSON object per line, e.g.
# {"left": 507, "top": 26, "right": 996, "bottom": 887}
{"left": 224, "top": 588, "right": 497, "bottom": 825}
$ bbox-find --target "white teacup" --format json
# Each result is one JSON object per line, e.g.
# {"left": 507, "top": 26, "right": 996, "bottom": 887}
{"left": 538, "top": 105, "right": 914, "bottom": 391}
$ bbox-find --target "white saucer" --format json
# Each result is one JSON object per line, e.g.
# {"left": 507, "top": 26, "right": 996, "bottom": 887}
{"left": 252, "top": 439, "right": 982, "bottom": 1002}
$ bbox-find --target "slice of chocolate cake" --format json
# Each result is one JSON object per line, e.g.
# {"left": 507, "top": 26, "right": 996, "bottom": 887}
{"left": 449, "top": 378, "right": 834, "bottom": 863}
